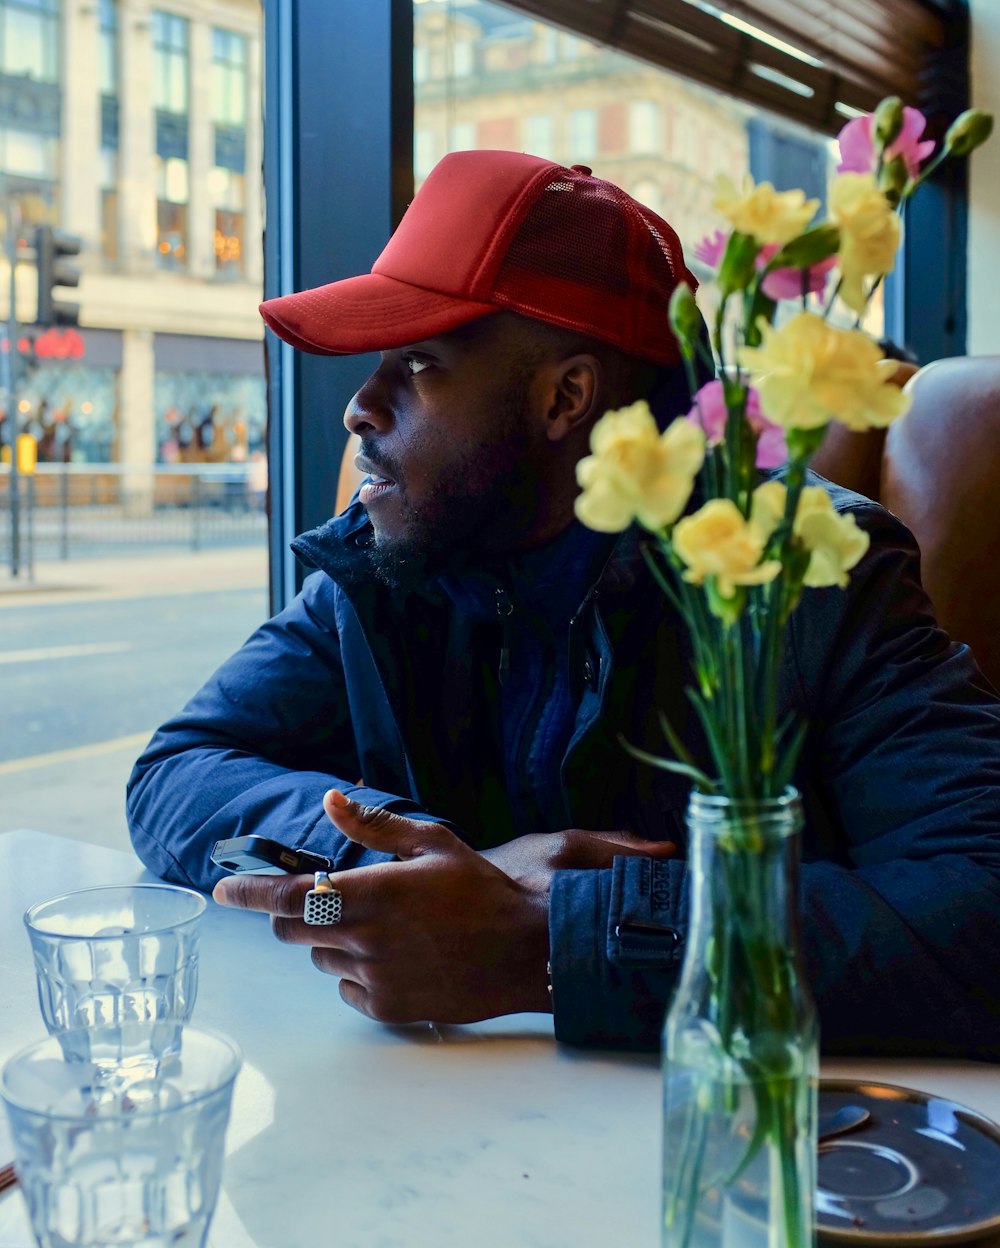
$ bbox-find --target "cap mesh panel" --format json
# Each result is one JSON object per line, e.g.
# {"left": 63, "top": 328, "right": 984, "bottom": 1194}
{"left": 490, "top": 169, "right": 692, "bottom": 363}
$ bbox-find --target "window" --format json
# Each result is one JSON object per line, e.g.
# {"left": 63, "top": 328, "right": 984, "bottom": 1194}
{"left": 0, "top": 0, "right": 57, "bottom": 81}
{"left": 212, "top": 28, "right": 247, "bottom": 127}
{"left": 413, "top": 1, "right": 849, "bottom": 334}
{"left": 209, "top": 166, "right": 245, "bottom": 278}
{"left": 155, "top": 155, "right": 188, "bottom": 270}
{"left": 152, "top": 10, "right": 189, "bottom": 114}
{"left": 524, "top": 114, "right": 552, "bottom": 159}
{"left": 449, "top": 120, "right": 474, "bottom": 151}
{"left": 98, "top": 0, "right": 117, "bottom": 95}
{"left": 452, "top": 39, "right": 473, "bottom": 76}
{"left": 414, "top": 129, "right": 437, "bottom": 180}
{"left": 631, "top": 178, "right": 663, "bottom": 215}
{"left": 569, "top": 108, "right": 596, "bottom": 160}
{"left": 99, "top": 147, "right": 118, "bottom": 263}
{"left": 629, "top": 100, "right": 660, "bottom": 154}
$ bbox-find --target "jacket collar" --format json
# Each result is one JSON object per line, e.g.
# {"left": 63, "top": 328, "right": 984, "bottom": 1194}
{"left": 291, "top": 501, "right": 650, "bottom": 609}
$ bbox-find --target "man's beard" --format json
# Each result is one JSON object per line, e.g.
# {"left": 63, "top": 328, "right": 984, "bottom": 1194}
{"left": 362, "top": 385, "right": 536, "bottom": 593}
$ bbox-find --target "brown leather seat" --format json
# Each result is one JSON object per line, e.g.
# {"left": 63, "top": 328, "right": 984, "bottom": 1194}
{"left": 880, "top": 355, "right": 1000, "bottom": 690}
{"left": 809, "top": 361, "right": 917, "bottom": 500}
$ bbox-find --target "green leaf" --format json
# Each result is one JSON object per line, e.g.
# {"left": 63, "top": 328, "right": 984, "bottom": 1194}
{"left": 766, "top": 224, "right": 840, "bottom": 271}
{"left": 619, "top": 735, "right": 716, "bottom": 791}
{"left": 772, "top": 718, "right": 809, "bottom": 791}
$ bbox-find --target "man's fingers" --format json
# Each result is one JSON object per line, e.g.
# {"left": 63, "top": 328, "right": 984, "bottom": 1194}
{"left": 591, "top": 830, "right": 678, "bottom": 859}
{"left": 212, "top": 871, "right": 312, "bottom": 916}
{"left": 323, "top": 789, "right": 452, "bottom": 858}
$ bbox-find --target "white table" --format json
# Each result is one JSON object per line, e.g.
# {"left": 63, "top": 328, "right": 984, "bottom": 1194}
{"left": 2, "top": 829, "right": 1000, "bottom": 1248}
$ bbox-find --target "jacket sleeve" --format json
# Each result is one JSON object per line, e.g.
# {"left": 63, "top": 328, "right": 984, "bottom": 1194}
{"left": 126, "top": 570, "right": 428, "bottom": 891}
{"left": 549, "top": 503, "right": 1000, "bottom": 1056}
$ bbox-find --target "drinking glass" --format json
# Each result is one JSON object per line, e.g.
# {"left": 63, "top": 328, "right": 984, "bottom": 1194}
{"left": 1, "top": 1024, "right": 241, "bottom": 1248}
{"left": 24, "top": 884, "right": 206, "bottom": 1044}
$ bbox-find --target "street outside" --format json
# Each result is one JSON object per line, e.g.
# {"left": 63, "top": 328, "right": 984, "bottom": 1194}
{"left": 1, "top": 545, "right": 270, "bottom": 855}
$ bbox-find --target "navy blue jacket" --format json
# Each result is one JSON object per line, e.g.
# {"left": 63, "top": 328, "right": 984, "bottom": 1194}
{"left": 126, "top": 485, "right": 1000, "bottom": 1055}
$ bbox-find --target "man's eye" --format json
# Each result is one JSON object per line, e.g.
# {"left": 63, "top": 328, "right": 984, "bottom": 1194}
{"left": 405, "top": 357, "right": 430, "bottom": 376}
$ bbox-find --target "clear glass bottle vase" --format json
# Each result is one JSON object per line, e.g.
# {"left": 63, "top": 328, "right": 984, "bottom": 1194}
{"left": 662, "top": 787, "right": 818, "bottom": 1248}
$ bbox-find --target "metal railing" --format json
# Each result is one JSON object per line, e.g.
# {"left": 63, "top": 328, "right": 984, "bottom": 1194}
{"left": 1, "top": 462, "right": 268, "bottom": 571}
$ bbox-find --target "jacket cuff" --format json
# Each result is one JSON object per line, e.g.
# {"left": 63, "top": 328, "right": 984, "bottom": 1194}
{"left": 548, "top": 856, "right": 689, "bottom": 1051}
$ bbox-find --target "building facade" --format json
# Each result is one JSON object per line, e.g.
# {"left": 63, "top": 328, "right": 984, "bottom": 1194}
{"left": 0, "top": 0, "right": 264, "bottom": 467}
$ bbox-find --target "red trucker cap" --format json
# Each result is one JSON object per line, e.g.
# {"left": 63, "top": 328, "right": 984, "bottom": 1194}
{"left": 259, "top": 149, "right": 697, "bottom": 367}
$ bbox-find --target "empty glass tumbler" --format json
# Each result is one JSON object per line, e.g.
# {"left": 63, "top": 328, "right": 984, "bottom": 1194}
{"left": 24, "top": 884, "right": 206, "bottom": 1046}
{"left": 1, "top": 1023, "right": 241, "bottom": 1248}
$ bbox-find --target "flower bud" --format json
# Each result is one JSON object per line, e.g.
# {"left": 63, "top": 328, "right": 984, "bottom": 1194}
{"left": 669, "top": 282, "right": 701, "bottom": 357}
{"left": 715, "top": 231, "right": 761, "bottom": 297}
{"left": 877, "top": 153, "right": 909, "bottom": 206}
{"left": 945, "top": 109, "right": 994, "bottom": 157}
{"left": 873, "top": 96, "right": 904, "bottom": 149}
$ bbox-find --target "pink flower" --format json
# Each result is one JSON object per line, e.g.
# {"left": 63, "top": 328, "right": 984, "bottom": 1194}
{"left": 757, "top": 244, "right": 836, "bottom": 301}
{"left": 694, "top": 232, "right": 833, "bottom": 301}
{"left": 686, "top": 380, "right": 788, "bottom": 469}
{"left": 694, "top": 230, "right": 727, "bottom": 268}
{"left": 837, "top": 107, "right": 935, "bottom": 178}
{"left": 688, "top": 378, "right": 729, "bottom": 444}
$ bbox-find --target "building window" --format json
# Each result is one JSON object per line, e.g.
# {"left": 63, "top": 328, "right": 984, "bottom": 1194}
{"left": 414, "top": 129, "right": 437, "bottom": 181}
{"left": 413, "top": 44, "right": 429, "bottom": 84}
{"left": 629, "top": 99, "right": 660, "bottom": 154}
{"left": 209, "top": 166, "right": 245, "bottom": 277}
{"left": 524, "top": 114, "right": 552, "bottom": 159}
{"left": 211, "top": 27, "right": 247, "bottom": 127}
{"left": 98, "top": 0, "right": 117, "bottom": 95}
{"left": 569, "top": 108, "right": 596, "bottom": 160}
{"left": 99, "top": 147, "right": 118, "bottom": 262}
{"left": 156, "top": 154, "right": 188, "bottom": 270}
{"left": 452, "top": 39, "right": 473, "bottom": 76}
{"left": 0, "top": 0, "right": 57, "bottom": 81}
{"left": 448, "top": 121, "right": 474, "bottom": 151}
{"left": 631, "top": 178, "right": 664, "bottom": 215}
{"left": 536, "top": 27, "right": 557, "bottom": 65}
{"left": 152, "top": 10, "right": 189, "bottom": 114}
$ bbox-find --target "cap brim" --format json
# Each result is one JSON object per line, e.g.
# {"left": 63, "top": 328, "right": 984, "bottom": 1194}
{"left": 259, "top": 272, "right": 500, "bottom": 356}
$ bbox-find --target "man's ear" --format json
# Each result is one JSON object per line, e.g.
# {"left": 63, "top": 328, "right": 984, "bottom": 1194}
{"left": 542, "top": 354, "right": 601, "bottom": 443}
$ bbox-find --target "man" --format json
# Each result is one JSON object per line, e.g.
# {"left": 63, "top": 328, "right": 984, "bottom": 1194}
{"left": 127, "top": 150, "right": 1000, "bottom": 1055}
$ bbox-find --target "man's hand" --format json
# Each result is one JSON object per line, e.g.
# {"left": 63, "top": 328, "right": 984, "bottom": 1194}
{"left": 482, "top": 828, "right": 678, "bottom": 894}
{"left": 212, "top": 790, "right": 551, "bottom": 1025}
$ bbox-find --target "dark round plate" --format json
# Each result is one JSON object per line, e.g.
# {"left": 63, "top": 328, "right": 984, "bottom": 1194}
{"left": 817, "top": 1079, "right": 1000, "bottom": 1244}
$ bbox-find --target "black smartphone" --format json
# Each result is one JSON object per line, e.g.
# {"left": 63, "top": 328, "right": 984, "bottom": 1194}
{"left": 210, "top": 835, "right": 334, "bottom": 875}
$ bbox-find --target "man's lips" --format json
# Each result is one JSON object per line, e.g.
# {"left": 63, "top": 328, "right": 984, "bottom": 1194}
{"left": 355, "top": 455, "right": 397, "bottom": 505}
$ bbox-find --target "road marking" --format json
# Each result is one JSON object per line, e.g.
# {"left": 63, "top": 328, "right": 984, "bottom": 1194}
{"left": 0, "top": 731, "right": 153, "bottom": 775}
{"left": 0, "top": 641, "right": 134, "bottom": 665}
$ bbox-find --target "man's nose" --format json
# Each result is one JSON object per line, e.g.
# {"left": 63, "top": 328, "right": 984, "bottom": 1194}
{"left": 344, "top": 370, "right": 392, "bottom": 437}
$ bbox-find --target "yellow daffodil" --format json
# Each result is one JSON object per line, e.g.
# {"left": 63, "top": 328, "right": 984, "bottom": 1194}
{"left": 829, "top": 172, "right": 901, "bottom": 314}
{"left": 673, "top": 499, "right": 782, "bottom": 598}
{"left": 738, "top": 310, "right": 910, "bottom": 433}
{"left": 793, "top": 487, "right": 870, "bottom": 587}
{"left": 713, "top": 174, "right": 818, "bottom": 246}
{"left": 574, "top": 404, "right": 705, "bottom": 533}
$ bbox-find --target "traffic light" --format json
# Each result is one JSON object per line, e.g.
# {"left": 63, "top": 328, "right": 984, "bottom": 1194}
{"left": 35, "top": 225, "right": 82, "bottom": 327}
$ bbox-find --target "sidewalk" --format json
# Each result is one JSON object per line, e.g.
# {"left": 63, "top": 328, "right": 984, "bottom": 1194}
{"left": 0, "top": 544, "right": 269, "bottom": 607}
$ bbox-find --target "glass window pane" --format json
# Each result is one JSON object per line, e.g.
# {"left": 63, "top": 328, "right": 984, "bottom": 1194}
{"left": 409, "top": 0, "right": 871, "bottom": 334}
{"left": 4, "top": 8, "right": 49, "bottom": 78}
{"left": 569, "top": 108, "right": 596, "bottom": 160}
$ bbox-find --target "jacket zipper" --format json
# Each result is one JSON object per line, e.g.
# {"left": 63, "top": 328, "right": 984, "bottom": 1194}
{"left": 495, "top": 585, "right": 513, "bottom": 686}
